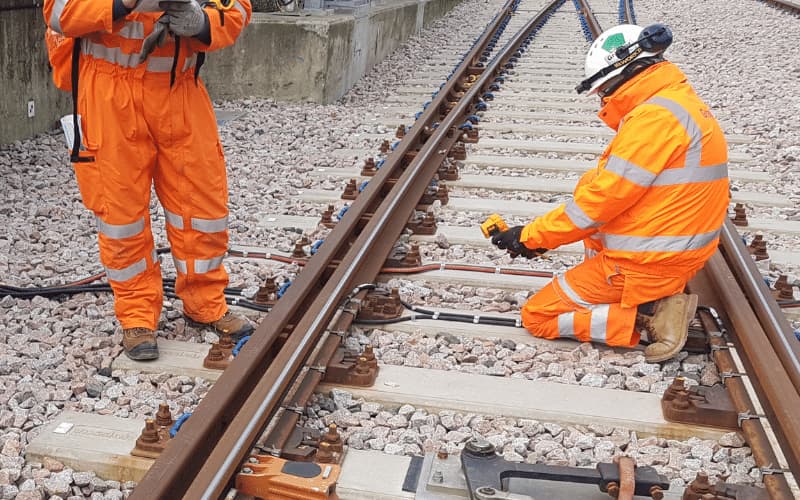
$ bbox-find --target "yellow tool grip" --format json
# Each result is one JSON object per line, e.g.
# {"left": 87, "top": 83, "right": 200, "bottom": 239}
{"left": 208, "top": 0, "right": 235, "bottom": 10}
{"left": 480, "top": 213, "right": 509, "bottom": 239}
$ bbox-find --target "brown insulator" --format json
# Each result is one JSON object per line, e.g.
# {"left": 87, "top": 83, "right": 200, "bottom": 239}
{"left": 322, "top": 424, "right": 343, "bottom": 454}
{"left": 731, "top": 203, "right": 748, "bottom": 226}
{"left": 380, "top": 139, "right": 391, "bottom": 154}
{"left": 219, "top": 331, "right": 234, "bottom": 351}
{"left": 749, "top": 234, "right": 769, "bottom": 261}
{"left": 361, "top": 345, "right": 378, "bottom": 370}
{"left": 156, "top": 403, "right": 174, "bottom": 428}
{"left": 672, "top": 389, "right": 691, "bottom": 411}
{"left": 663, "top": 376, "right": 686, "bottom": 401}
{"left": 780, "top": 281, "right": 796, "bottom": 301}
{"left": 402, "top": 243, "right": 422, "bottom": 266}
{"left": 292, "top": 241, "right": 307, "bottom": 259}
{"left": 139, "top": 419, "right": 160, "bottom": 444}
{"left": 207, "top": 343, "right": 224, "bottom": 362}
{"left": 341, "top": 178, "right": 358, "bottom": 200}
{"left": 395, "top": 124, "right": 406, "bottom": 139}
{"left": 684, "top": 471, "right": 713, "bottom": 499}
{"left": 436, "top": 184, "right": 449, "bottom": 205}
{"left": 255, "top": 277, "right": 277, "bottom": 304}
{"left": 437, "top": 448, "right": 449, "bottom": 460}
{"left": 316, "top": 441, "right": 334, "bottom": 463}
{"left": 361, "top": 157, "right": 377, "bottom": 176}
{"left": 354, "top": 356, "right": 372, "bottom": 376}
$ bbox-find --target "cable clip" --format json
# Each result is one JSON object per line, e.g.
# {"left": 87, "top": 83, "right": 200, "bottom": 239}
{"left": 760, "top": 466, "right": 789, "bottom": 476}
{"left": 720, "top": 371, "right": 746, "bottom": 383}
{"left": 432, "top": 311, "right": 440, "bottom": 320}
{"left": 710, "top": 344, "right": 731, "bottom": 353}
{"left": 473, "top": 315, "right": 480, "bottom": 324}
{"left": 241, "top": 250, "right": 248, "bottom": 258}
{"left": 308, "top": 365, "right": 327, "bottom": 374}
{"left": 440, "top": 261, "right": 446, "bottom": 271}
{"left": 259, "top": 446, "right": 282, "bottom": 457}
{"left": 737, "top": 411, "right": 764, "bottom": 427}
{"left": 495, "top": 266, "right": 501, "bottom": 274}
{"left": 329, "top": 329, "right": 346, "bottom": 337}
{"left": 283, "top": 405, "right": 305, "bottom": 415}
{"left": 515, "top": 318, "right": 521, "bottom": 328}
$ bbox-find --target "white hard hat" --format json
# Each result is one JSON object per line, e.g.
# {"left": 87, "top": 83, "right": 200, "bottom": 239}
{"left": 576, "top": 24, "right": 673, "bottom": 95}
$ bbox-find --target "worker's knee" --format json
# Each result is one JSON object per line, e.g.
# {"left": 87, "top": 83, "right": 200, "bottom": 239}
{"left": 520, "top": 306, "right": 560, "bottom": 340}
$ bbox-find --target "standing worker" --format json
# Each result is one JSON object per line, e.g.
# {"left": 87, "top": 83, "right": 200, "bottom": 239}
{"left": 43, "top": 0, "right": 254, "bottom": 360}
{"left": 489, "top": 24, "right": 729, "bottom": 362}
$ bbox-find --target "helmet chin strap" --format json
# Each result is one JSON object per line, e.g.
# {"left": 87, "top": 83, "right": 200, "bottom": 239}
{"left": 597, "top": 55, "right": 665, "bottom": 99}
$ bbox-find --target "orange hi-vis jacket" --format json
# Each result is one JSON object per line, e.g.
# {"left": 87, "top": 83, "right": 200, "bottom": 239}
{"left": 44, "top": 0, "right": 250, "bottom": 76}
{"left": 520, "top": 61, "right": 730, "bottom": 306}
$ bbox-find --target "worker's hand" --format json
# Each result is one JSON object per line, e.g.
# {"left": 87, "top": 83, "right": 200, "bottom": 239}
{"left": 491, "top": 226, "right": 546, "bottom": 259}
{"left": 137, "top": 14, "right": 170, "bottom": 64}
{"left": 160, "top": 0, "right": 208, "bottom": 37}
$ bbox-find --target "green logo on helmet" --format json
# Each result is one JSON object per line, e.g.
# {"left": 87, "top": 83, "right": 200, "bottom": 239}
{"left": 602, "top": 33, "right": 627, "bottom": 52}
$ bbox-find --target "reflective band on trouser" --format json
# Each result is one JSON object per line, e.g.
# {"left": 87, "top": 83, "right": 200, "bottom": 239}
{"left": 195, "top": 254, "right": 225, "bottom": 274}
{"left": 233, "top": 0, "right": 248, "bottom": 18}
{"left": 601, "top": 229, "right": 720, "bottom": 253}
{"left": 191, "top": 215, "right": 228, "bottom": 233}
{"left": 49, "top": 0, "right": 68, "bottom": 33}
{"left": 105, "top": 258, "right": 146, "bottom": 282}
{"left": 82, "top": 40, "right": 196, "bottom": 73}
{"left": 557, "top": 274, "right": 592, "bottom": 308}
{"left": 521, "top": 257, "right": 640, "bottom": 347}
{"left": 164, "top": 208, "right": 184, "bottom": 230}
{"left": 96, "top": 216, "right": 145, "bottom": 239}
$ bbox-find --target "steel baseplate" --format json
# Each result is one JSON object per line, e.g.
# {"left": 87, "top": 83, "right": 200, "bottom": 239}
{"left": 411, "top": 439, "right": 672, "bottom": 500}
{"left": 661, "top": 377, "right": 739, "bottom": 429}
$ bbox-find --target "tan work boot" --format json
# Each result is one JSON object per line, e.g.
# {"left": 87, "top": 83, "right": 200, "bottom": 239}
{"left": 187, "top": 310, "right": 254, "bottom": 342}
{"left": 122, "top": 327, "right": 159, "bottom": 361}
{"left": 637, "top": 293, "right": 699, "bottom": 363}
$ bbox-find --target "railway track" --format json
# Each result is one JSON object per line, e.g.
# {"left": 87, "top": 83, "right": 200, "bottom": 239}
{"left": 4, "top": 0, "right": 800, "bottom": 499}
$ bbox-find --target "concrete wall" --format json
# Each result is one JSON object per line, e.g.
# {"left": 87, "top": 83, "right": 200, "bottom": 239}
{"left": 0, "top": 2, "right": 71, "bottom": 145}
{"left": 0, "top": 0, "right": 461, "bottom": 145}
{"left": 203, "top": 0, "right": 462, "bottom": 103}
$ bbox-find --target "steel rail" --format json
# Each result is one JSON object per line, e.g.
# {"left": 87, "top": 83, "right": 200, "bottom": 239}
{"left": 129, "top": 0, "right": 537, "bottom": 497}
{"left": 185, "top": 3, "right": 565, "bottom": 497}
{"left": 764, "top": 0, "right": 800, "bottom": 14}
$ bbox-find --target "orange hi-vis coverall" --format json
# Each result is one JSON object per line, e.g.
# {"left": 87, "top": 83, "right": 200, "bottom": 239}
{"left": 44, "top": 0, "right": 252, "bottom": 330}
{"left": 519, "top": 61, "right": 730, "bottom": 347}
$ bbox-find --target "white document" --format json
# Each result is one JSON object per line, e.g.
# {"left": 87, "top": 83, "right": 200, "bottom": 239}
{"left": 60, "top": 114, "right": 86, "bottom": 151}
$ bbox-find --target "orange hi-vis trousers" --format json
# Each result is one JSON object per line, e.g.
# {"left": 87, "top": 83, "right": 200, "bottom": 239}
{"left": 73, "top": 64, "right": 229, "bottom": 330}
{"left": 521, "top": 248, "right": 692, "bottom": 347}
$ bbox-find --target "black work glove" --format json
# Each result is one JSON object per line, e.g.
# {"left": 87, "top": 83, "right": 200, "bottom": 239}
{"left": 491, "top": 226, "right": 547, "bottom": 259}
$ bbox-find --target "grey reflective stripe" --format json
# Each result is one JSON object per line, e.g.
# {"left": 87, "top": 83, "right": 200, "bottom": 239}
{"left": 557, "top": 312, "right": 577, "bottom": 339}
{"left": 233, "top": 1, "right": 248, "bottom": 19}
{"left": 183, "top": 54, "right": 197, "bottom": 72}
{"left": 192, "top": 215, "right": 228, "bottom": 233}
{"left": 119, "top": 21, "right": 145, "bottom": 39}
{"left": 173, "top": 256, "right": 188, "bottom": 274}
{"left": 565, "top": 200, "right": 602, "bottom": 230}
{"left": 652, "top": 162, "right": 728, "bottom": 186}
{"left": 195, "top": 254, "right": 225, "bottom": 274}
{"left": 164, "top": 209, "right": 184, "bottom": 230}
{"left": 584, "top": 248, "right": 597, "bottom": 259}
{"left": 589, "top": 304, "right": 610, "bottom": 342}
{"left": 152, "top": 249, "right": 158, "bottom": 265}
{"left": 605, "top": 155, "right": 656, "bottom": 187}
{"left": 557, "top": 274, "right": 591, "bottom": 308}
{"left": 601, "top": 228, "right": 720, "bottom": 253}
{"left": 106, "top": 258, "right": 146, "bottom": 282}
{"left": 50, "top": 0, "right": 68, "bottom": 33}
{"left": 82, "top": 40, "right": 195, "bottom": 73}
{"left": 96, "top": 216, "right": 145, "bottom": 239}
{"left": 646, "top": 96, "right": 703, "bottom": 169}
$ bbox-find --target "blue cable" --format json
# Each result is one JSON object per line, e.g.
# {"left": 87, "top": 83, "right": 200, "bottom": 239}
{"left": 169, "top": 413, "right": 192, "bottom": 438}
{"left": 358, "top": 180, "right": 369, "bottom": 192}
{"left": 311, "top": 240, "right": 324, "bottom": 255}
{"left": 232, "top": 335, "right": 251, "bottom": 357}
{"left": 277, "top": 281, "right": 291, "bottom": 298}
{"left": 338, "top": 205, "right": 350, "bottom": 220}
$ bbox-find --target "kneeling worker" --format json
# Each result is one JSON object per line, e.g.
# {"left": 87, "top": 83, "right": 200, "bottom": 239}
{"left": 489, "top": 24, "right": 729, "bottom": 362}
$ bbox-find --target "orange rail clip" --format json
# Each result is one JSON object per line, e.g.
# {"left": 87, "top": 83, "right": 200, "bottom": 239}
{"left": 235, "top": 455, "right": 340, "bottom": 500}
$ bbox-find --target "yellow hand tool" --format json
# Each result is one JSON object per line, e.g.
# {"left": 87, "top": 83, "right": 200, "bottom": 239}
{"left": 206, "top": 0, "right": 235, "bottom": 9}
{"left": 480, "top": 213, "right": 509, "bottom": 239}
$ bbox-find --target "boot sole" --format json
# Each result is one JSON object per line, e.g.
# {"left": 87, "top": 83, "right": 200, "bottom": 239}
{"left": 645, "top": 294, "right": 699, "bottom": 363}
{"left": 124, "top": 345, "right": 159, "bottom": 361}
{"left": 184, "top": 315, "right": 254, "bottom": 343}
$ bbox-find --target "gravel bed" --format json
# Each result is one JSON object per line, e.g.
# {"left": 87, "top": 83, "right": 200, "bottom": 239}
{"left": 356, "top": 328, "right": 720, "bottom": 391}
{"left": 0, "top": 0, "right": 797, "bottom": 496}
{"left": 302, "top": 391, "right": 759, "bottom": 487}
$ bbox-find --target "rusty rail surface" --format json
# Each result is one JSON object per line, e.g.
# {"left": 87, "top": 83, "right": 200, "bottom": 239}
{"left": 764, "top": 0, "right": 800, "bottom": 14}
{"left": 131, "top": 1, "right": 565, "bottom": 498}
